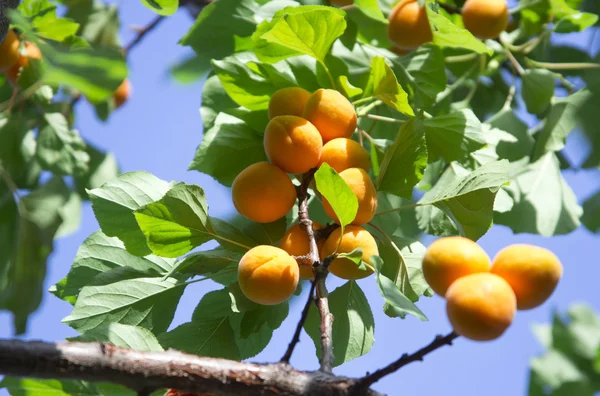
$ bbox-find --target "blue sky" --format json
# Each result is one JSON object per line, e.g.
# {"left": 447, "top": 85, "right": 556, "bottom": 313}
{"left": 1, "top": 2, "right": 599, "bottom": 395}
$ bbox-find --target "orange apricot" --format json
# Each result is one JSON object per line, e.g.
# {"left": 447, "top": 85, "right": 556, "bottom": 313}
{"left": 264, "top": 115, "right": 323, "bottom": 174}
{"left": 278, "top": 222, "right": 325, "bottom": 280}
{"left": 389, "top": 46, "right": 411, "bottom": 56}
{"left": 322, "top": 226, "right": 378, "bottom": 280}
{"left": 114, "top": 78, "right": 131, "bottom": 109}
{"left": 231, "top": 162, "right": 296, "bottom": 223}
{"left": 5, "top": 41, "right": 41, "bottom": 85}
{"left": 319, "top": 138, "right": 370, "bottom": 173}
{"left": 422, "top": 236, "right": 491, "bottom": 296}
{"left": 491, "top": 244, "right": 563, "bottom": 310}
{"left": 387, "top": 0, "right": 433, "bottom": 50}
{"left": 268, "top": 87, "right": 311, "bottom": 120}
{"left": 238, "top": 245, "right": 299, "bottom": 305}
{"left": 446, "top": 273, "right": 516, "bottom": 341}
{"left": 303, "top": 89, "right": 357, "bottom": 143}
{"left": 462, "top": 0, "right": 509, "bottom": 40}
{"left": 322, "top": 168, "right": 377, "bottom": 226}
{"left": 0, "top": 29, "right": 21, "bottom": 71}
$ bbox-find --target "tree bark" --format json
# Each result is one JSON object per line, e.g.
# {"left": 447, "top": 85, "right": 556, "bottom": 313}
{"left": 0, "top": 339, "right": 383, "bottom": 396}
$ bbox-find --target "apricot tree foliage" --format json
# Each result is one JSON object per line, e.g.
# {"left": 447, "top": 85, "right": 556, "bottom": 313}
{"left": 0, "top": 0, "right": 599, "bottom": 395}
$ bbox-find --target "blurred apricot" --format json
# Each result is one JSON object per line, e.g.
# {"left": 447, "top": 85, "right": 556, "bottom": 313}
{"left": 387, "top": 0, "right": 433, "bottom": 50}
{"left": 0, "top": 29, "right": 20, "bottom": 71}
{"left": 462, "top": 0, "right": 509, "bottom": 39}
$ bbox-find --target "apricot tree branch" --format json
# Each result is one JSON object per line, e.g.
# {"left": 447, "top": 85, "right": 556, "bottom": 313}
{"left": 438, "top": 2, "right": 461, "bottom": 14}
{"left": 125, "top": 15, "right": 166, "bottom": 54}
{"left": 295, "top": 169, "right": 335, "bottom": 373}
{"left": 281, "top": 280, "right": 316, "bottom": 363}
{"left": 0, "top": 339, "right": 384, "bottom": 396}
{"left": 351, "top": 332, "right": 459, "bottom": 393}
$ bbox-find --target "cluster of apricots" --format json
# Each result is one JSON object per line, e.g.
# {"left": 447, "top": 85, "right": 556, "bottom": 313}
{"left": 422, "top": 237, "right": 563, "bottom": 341}
{"left": 233, "top": 87, "right": 381, "bottom": 305}
{"left": 0, "top": 29, "right": 42, "bottom": 85}
{"left": 388, "top": 0, "right": 509, "bottom": 52}
{"left": 0, "top": 29, "right": 130, "bottom": 108}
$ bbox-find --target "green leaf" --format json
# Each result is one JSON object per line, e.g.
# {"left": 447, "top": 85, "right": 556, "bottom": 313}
{"left": 304, "top": 281, "right": 375, "bottom": 367}
{"left": 55, "top": 190, "right": 82, "bottom": 239}
{"left": 337, "top": 248, "right": 365, "bottom": 269}
{"left": 0, "top": 378, "right": 101, "bottom": 396}
{"left": 582, "top": 190, "right": 600, "bottom": 233}
{"left": 252, "top": 5, "right": 346, "bottom": 64}
{"left": 50, "top": 231, "right": 175, "bottom": 304}
{"left": 140, "top": 0, "right": 178, "bottom": 16}
{"left": 376, "top": 236, "right": 431, "bottom": 304}
{"left": 424, "top": 109, "right": 487, "bottom": 163}
{"left": 314, "top": 162, "right": 359, "bottom": 229}
{"left": 354, "top": 0, "right": 387, "bottom": 22}
{"left": 158, "top": 317, "right": 240, "bottom": 359}
{"left": 241, "top": 216, "right": 287, "bottom": 246}
{"left": 169, "top": 248, "right": 240, "bottom": 277}
{"left": 0, "top": 117, "right": 40, "bottom": 189}
{"left": 555, "top": 12, "right": 598, "bottom": 32}
{"left": 43, "top": 45, "right": 127, "bottom": 103}
{"left": 36, "top": 112, "right": 89, "bottom": 176}
{"left": 134, "top": 183, "right": 215, "bottom": 258}
{"left": 417, "top": 160, "right": 510, "bottom": 240}
{"left": 200, "top": 74, "right": 238, "bottom": 131}
{"left": 533, "top": 89, "right": 593, "bottom": 160}
{"left": 74, "top": 143, "right": 120, "bottom": 199}
{"left": 376, "top": 116, "right": 428, "bottom": 199}
{"left": 363, "top": 56, "right": 413, "bottom": 115}
{"left": 65, "top": 1, "right": 120, "bottom": 47}
{"left": 210, "top": 217, "right": 258, "bottom": 253}
{"left": 496, "top": 154, "right": 582, "bottom": 236}
{"left": 62, "top": 277, "right": 185, "bottom": 334}
{"left": 522, "top": 69, "right": 555, "bottom": 115}
{"left": 18, "top": 0, "right": 80, "bottom": 41}
{"left": 71, "top": 323, "right": 164, "bottom": 352}
{"left": 372, "top": 256, "right": 427, "bottom": 321}
{"left": 88, "top": 171, "right": 172, "bottom": 256}
{"left": 337, "top": 75, "right": 363, "bottom": 98}
{"left": 188, "top": 113, "right": 267, "bottom": 187}
{"left": 426, "top": 7, "right": 492, "bottom": 55}
{"left": 179, "top": 0, "right": 258, "bottom": 78}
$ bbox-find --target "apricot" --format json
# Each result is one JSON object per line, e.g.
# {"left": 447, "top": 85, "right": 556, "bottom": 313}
{"left": 0, "top": 29, "right": 20, "bottom": 71}
{"left": 238, "top": 245, "right": 299, "bottom": 305}
{"left": 387, "top": 0, "right": 433, "bottom": 50}
{"left": 5, "top": 41, "right": 42, "bottom": 85}
{"left": 319, "top": 138, "right": 370, "bottom": 173}
{"left": 278, "top": 222, "right": 324, "bottom": 280}
{"left": 231, "top": 162, "right": 296, "bottom": 223}
{"left": 264, "top": 116, "right": 323, "bottom": 174}
{"left": 462, "top": 0, "right": 509, "bottom": 40}
{"left": 113, "top": 78, "right": 131, "bottom": 109}
{"left": 322, "top": 168, "right": 377, "bottom": 226}
{"left": 303, "top": 89, "right": 357, "bottom": 143}
{"left": 268, "top": 87, "right": 311, "bottom": 120}
{"left": 389, "top": 46, "right": 411, "bottom": 56}
{"left": 491, "top": 244, "right": 563, "bottom": 310}
{"left": 446, "top": 273, "right": 516, "bottom": 341}
{"left": 422, "top": 236, "right": 491, "bottom": 296}
{"left": 322, "top": 226, "right": 378, "bottom": 280}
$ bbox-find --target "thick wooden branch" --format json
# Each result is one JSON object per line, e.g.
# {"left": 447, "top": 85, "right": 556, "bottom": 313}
{"left": 0, "top": 339, "right": 384, "bottom": 396}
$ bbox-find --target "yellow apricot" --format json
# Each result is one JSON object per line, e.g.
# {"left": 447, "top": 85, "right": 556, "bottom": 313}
{"left": 232, "top": 162, "right": 296, "bottom": 223}
{"left": 0, "top": 30, "right": 21, "bottom": 71}
{"left": 322, "top": 168, "right": 377, "bottom": 226}
{"left": 462, "top": 0, "right": 509, "bottom": 40}
{"left": 389, "top": 46, "right": 411, "bottom": 56}
{"left": 322, "top": 226, "right": 378, "bottom": 280}
{"left": 491, "top": 244, "right": 563, "bottom": 310}
{"left": 5, "top": 41, "right": 42, "bottom": 85}
{"left": 319, "top": 138, "right": 371, "bottom": 173}
{"left": 446, "top": 273, "right": 516, "bottom": 341}
{"left": 387, "top": 0, "right": 433, "bottom": 50}
{"left": 264, "top": 116, "right": 323, "bottom": 174}
{"left": 114, "top": 79, "right": 131, "bottom": 109}
{"left": 303, "top": 89, "right": 357, "bottom": 143}
{"left": 268, "top": 87, "right": 311, "bottom": 120}
{"left": 238, "top": 245, "right": 299, "bottom": 305}
{"left": 278, "top": 222, "right": 324, "bottom": 280}
{"left": 422, "top": 236, "right": 491, "bottom": 297}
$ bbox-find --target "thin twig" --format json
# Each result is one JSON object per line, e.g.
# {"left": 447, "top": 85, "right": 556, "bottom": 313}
{"left": 125, "top": 15, "right": 166, "bottom": 54}
{"left": 362, "top": 114, "right": 405, "bottom": 124}
{"left": 352, "top": 332, "right": 459, "bottom": 392}
{"left": 526, "top": 60, "right": 600, "bottom": 71}
{"left": 502, "top": 43, "right": 525, "bottom": 76}
{"left": 280, "top": 280, "right": 316, "bottom": 363}
{"left": 438, "top": 2, "right": 461, "bottom": 14}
